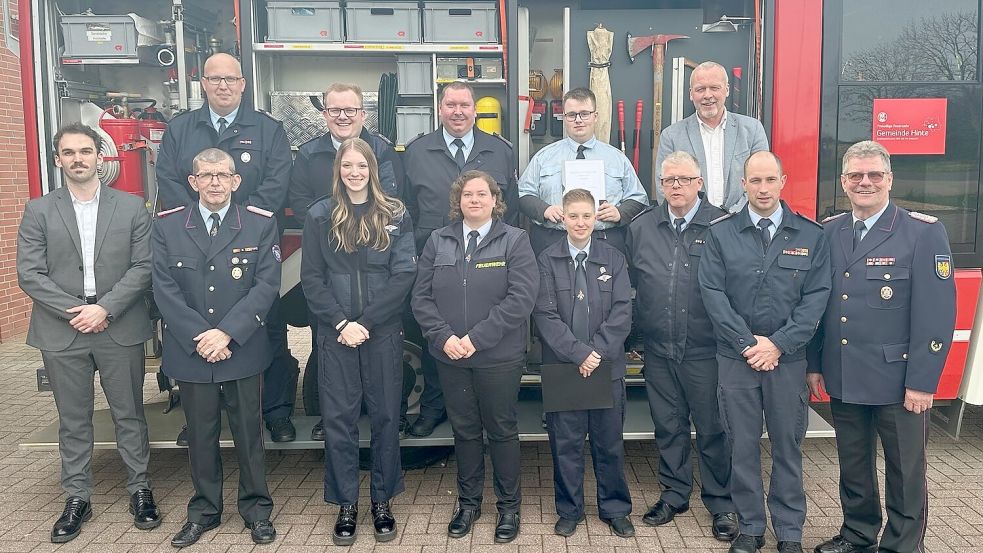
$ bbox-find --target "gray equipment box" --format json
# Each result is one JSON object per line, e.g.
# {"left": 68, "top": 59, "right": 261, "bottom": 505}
{"left": 396, "top": 106, "right": 433, "bottom": 146}
{"left": 345, "top": 1, "right": 422, "bottom": 43}
{"left": 60, "top": 13, "right": 163, "bottom": 59}
{"left": 422, "top": 2, "right": 497, "bottom": 43}
{"left": 267, "top": 1, "right": 343, "bottom": 42}
{"left": 397, "top": 56, "right": 433, "bottom": 96}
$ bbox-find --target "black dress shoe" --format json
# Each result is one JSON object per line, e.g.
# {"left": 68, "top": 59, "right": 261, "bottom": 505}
{"left": 814, "top": 535, "right": 877, "bottom": 553}
{"left": 129, "top": 489, "right": 161, "bottom": 530}
{"left": 728, "top": 533, "right": 765, "bottom": 553}
{"left": 778, "top": 541, "right": 804, "bottom": 553}
{"left": 333, "top": 504, "right": 358, "bottom": 546}
{"left": 712, "top": 512, "right": 739, "bottom": 541}
{"left": 51, "top": 497, "right": 91, "bottom": 543}
{"left": 311, "top": 420, "right": 325, "bottom": 441}
{"left": 600, "top": 516, "right": 635, "bottom": 538}
{"left": 642, "top": 500, "right": 688, "bottom": 526}
{"left": 554, "top": 514, "right": 584, "bottom": 537}
{"left": 265, "top": 417, "right": 296, "bottom": 442}
{"left": 245, "top": 519, "right": 276, "bottom": 544}
{"left": 371, "top": 500, "right": 397, "bottom": 542}
{"left": 171, "top": 520, "right": 220, "bottom": 548}
{"left": 176, "top": 425, "right": 188, "bottom": 447}
{"left": 447, "top": 507, "right": 480, "bottom": 538}
{"left": 494, "top": 512, "right": 520, "bottom": 543}
{"left": 406, "top": 415, "right": 444, "bottom": 437}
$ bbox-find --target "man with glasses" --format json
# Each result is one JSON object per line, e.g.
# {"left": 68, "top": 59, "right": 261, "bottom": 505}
{"left": 655, "top": 61, "right": 768, "bottom": 212}
{"left": 699, "top": 151, "right": 831, "bottom": 553}
{"left": 153, "top": 148, "right": 281, "bottom": 548}
{"left": 625, "top": 151, "right": 738, "bottom": 542}
{"left": 402, "top": 81, "right": 519, "bottom": 438}
{"left": 156, "top": 53, "right": 299, "bottom": 443}
{"left": 289, "top": 82, "right": 406, "bottom": 440}
{"left": 519, "top": 87, "right": 648, "bottom": 255}
{"left": 808, "top": 141, "right": 956, "bottom": 553}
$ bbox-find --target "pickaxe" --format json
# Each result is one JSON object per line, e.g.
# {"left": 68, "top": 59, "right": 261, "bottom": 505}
{"left": 627, "top": 32, "right": 688, "bottom": 192}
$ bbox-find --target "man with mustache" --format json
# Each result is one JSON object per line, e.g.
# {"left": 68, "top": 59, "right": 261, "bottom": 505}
{"left": 156, "top": 53, "right": 299, "bottom": 444}
{"left": 655, "top": 61, "right": 768, "bottom": 212}
{"left": 17, "top": 123, "right": 160, "bottom": 543}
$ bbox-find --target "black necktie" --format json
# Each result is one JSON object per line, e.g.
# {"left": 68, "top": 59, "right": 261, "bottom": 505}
{"left": 757, "top": 217, "right": 772, "bottom": 251}
{"left": 572, "top": 252, "right": 590, "bottom": 343}
{"left": 576, "top": 145, "right": 587, "bottom": 159}
{"left": 465, "top": 230, "right": 479, "bottom": 262}
{"left": 452, "top": 138, "right": 466, "bottom": 169}
{"left": 209, "top": 213, "right": 220, "bottom": 237}
{"left": 674, "top": 217, "right": 686, "bottom": 236}
{"left": 217, "top": 117, "right": 228, "bottom": 137}
{"left": 853, "top": 219, "right": 866, "bottom": 251}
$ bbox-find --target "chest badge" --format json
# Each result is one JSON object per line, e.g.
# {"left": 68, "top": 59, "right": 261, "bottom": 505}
{"left": 597, "top": 274, "right": 612, "bottom": 282}
{"left": 880, "top": 285, "right": 893, "bottom": 300}
{"left": 576, "top": 290, "right": 585, "bottom": 301}
{"left": 930, "top": 339, "right": 944, "bottom": 353}
{"left": 599, "top": 266, "right": 606, "bottom": 274}
{"left": 232, "top": 266, "right": 243, "bottom": 280}
{"left": 240, "top": 151, "right": 251, "bottom": 164}
{"left": 231, "top": 256, "right": 240, "bottom": 264}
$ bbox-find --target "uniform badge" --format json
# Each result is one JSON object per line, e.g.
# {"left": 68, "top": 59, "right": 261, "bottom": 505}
{"left": 576, "top": 290, "right": 585, "bottom": 301}
{"left": 935, "top": 255, "right": 952, "bottom": 279}
{"left": 930, "top": 339, "right": 944, "bottom": 353}
{"left": 385, "top": 224, "right": 398, "bottom": 233}
{"left": 232, "top": 256, "right": 240, "bottom": 264}
{"left": 598, "top": 274, "right": 612, "bottom": 282}
{"left": 241, "top": 151, "right": 251, "bottom": 163}
{"left": 232, "top": 266, "right": 243, "bottom": 280}
{"left": 272, "top": 244, "right": 282, "bottom": 262}
{"left": 880, "top": 286, "right": 893, "bottom": 300}
{"left": 599, "top": 267, "right": 606, "bottom": 274}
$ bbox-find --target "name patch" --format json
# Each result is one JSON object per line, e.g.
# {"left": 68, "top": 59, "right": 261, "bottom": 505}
{"left": 475, "top": 261, "right": 506, "bottom": 269}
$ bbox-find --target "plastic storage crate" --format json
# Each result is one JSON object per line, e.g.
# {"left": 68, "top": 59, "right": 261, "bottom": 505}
{"left": 397, "top": 56, "right": 433, "bottom": 95}
{"left": 60, "top": 13, "right": 162, "bottom": 59}
{"left": 396, "top": 106, "right": 433, "bottom": 145}
{"left": 422, "top": 2, "right": 497, "bottom": 43}
{"left": 267, "top": 1, "right": 343, "bottom": 42}
{"left": 345, "top": 1, "right": 422, "bottom": 43}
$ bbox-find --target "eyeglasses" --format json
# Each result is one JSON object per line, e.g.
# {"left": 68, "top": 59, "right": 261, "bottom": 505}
{"left": 563, "top": 110, "right": 596, "bottom": 122}
{"left": 194, "top": 172, "right": 234, "bottom": 183}
{"left": 843, "top": 171, "right": 889, "bottom": 183}
{"left": 325, "top": 107, "right": 362, "bottom": 118}
{"left": 202, "top": 76, "right": 243, "bottom": 86}
{"left": 660, "top": 176, "right": 701, "bottom": 187}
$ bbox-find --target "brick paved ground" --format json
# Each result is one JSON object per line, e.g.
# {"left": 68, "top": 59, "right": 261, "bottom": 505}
{"left": 1, "top": 328, "right": 981, "bottom": 552}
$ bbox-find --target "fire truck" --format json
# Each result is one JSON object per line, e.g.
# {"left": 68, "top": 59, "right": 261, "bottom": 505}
{"left": 14, "top": 0, "right": 983, "bottom": 452}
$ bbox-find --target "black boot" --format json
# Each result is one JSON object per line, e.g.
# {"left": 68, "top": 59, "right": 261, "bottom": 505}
{"left": 332, "top": 504, "right": 358, "bottom": 546}
{"left": 371, "top": 500, "right": 397, "bottom": 542}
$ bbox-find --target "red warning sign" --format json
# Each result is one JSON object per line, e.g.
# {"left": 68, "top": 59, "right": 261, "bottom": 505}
{"left": 872, "top": 98, "right": 947, "bottom": 155}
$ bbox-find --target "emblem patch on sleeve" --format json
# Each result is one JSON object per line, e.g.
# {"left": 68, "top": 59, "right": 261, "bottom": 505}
{"left": 272, "top": 244, "right": 282, "bottom": 262}
{"left": 935, "top": 255, "right": 952, "bottom": 279}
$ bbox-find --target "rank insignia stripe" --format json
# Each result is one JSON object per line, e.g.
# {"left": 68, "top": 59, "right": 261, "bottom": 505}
{"left": 935, "top": 255, "right": 952, "bottom": 279}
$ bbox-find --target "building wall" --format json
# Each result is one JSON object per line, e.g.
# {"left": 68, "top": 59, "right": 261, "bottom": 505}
{"left": 0, "top": 3, "right": 32, "bottom": 342}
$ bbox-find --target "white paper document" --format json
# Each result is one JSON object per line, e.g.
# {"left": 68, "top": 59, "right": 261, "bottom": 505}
{"left": 562, "top": 159, "right": 606, "bottom": 207}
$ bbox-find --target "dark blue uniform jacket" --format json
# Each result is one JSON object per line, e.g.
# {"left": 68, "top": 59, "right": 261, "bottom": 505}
{"left": 807, "top": 204, "right": 957, "bottom": 405}
{"left": 533, "top": 237, "right": 632, "bottom": 379}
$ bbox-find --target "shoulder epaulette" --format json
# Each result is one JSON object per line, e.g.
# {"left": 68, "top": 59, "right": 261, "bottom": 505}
{"left": 155, "top": 205, "right": 185, "bottom": 218}
{"left": 822, "top": 212, "right": 847, "bottom": 224}
{"left": 709, "top": 212, "right": 735, "bottom": 225}
{"left": 246, "top": 205, "right": 274, "bottom": 218}
{"left": 403, "top": 132, "right": 425, "bottom": 149}
{"left": 909, "top": 211, "right": 938, "bottom": 223}
{"left": 796, "top": 211, "right": 823, "bottom": 228}
{"left": 631, "top": 205, "right": 655, "bottom": 222}
{"left": 373, "top": 131, "right": 393, "bottom": 146}
{"left": 492, "top": 132, "right": 513, "bottom": 148}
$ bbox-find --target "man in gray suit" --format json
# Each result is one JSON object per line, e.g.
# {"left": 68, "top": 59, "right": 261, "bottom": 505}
{"left": 655, "top": 61, "right": 768, "bottom": 212}
{"left": 17, "top": 123, "right": 160, "bottom": 543}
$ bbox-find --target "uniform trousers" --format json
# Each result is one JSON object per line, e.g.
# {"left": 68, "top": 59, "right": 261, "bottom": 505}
{"left": 178, "top": 373, "right": 273, "bottom": 525}
{"left": 318, "top": 330, "right": 405, "bottom": 505}
{"left": 437, "top": 360, "right": 523, "bottom": 513}
{"left": 528, "top": 224, "right": 627, "bottom": 257}
{"left": 644, "top": 352, "right": 733, "bottom": 514}
{"left": 546, "top": 377, "right": 631, "bottom": 520}
{"left": 261, "top": 296, "right": 299, "bottom": 422}
{"left": 829, "top": 398, "right": 929, "bottom": 553}
{"left": 42, "top": 331, "right": 151, "bottom": 501}
{"left": 717, "top": 356, "right": 808, "bottom": 542}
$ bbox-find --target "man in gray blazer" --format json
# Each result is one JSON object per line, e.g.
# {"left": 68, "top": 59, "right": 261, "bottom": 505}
{"left": 17, "top": 123, "right": 160, "bottom": 543}
{"left": 655, "top": 61, "right": 768, "bottom": 212}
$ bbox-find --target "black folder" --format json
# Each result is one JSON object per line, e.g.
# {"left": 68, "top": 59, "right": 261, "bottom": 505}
{"left": 540, "top": 362, "right": 614, "bottom": 412}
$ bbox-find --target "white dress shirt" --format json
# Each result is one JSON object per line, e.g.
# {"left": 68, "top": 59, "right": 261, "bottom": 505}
{"left": 69, "top": 187, "right": 100, "bottom": 297}
{"left": 699, "top": 110, "right": 728, "bottom": 207}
